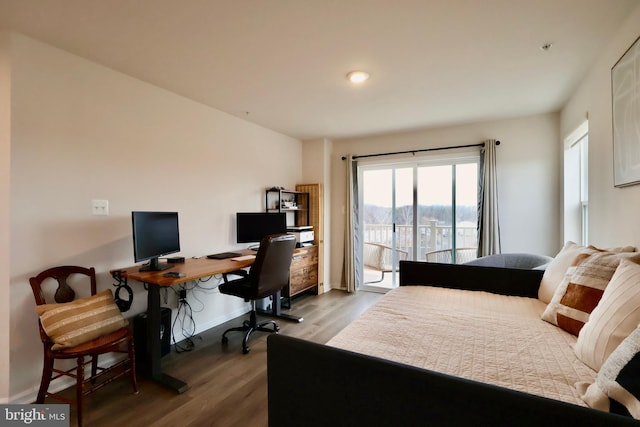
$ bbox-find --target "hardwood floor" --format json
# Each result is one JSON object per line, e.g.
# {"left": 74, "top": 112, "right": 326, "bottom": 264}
{"left": 58, "top": 289, "right": 383, "bottom": 427}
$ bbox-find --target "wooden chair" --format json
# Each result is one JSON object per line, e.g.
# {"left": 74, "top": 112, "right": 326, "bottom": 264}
{"left": 29, "top": 266, "right": 138, "bottom": 427}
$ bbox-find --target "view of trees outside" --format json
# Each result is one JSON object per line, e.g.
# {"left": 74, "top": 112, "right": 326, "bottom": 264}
{"left": 363, "top": 192, "right": 477, "bottom": 227}
{"left": 362, "top": 163, "right": 478, "bottom": 260}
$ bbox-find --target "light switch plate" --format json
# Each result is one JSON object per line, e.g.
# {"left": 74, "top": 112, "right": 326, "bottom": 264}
{"left": 91, "top": 199, "right": 109, "bottom": 216}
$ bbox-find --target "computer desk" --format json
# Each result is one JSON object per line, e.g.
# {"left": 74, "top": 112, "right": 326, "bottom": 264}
{"left": 112, "top": 250, "right": 302, "bottom": 393}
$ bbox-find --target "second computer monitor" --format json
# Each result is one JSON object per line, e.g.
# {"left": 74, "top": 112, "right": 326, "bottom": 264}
{"left": 236, "top": 212, "right": 287, "bottom": 245}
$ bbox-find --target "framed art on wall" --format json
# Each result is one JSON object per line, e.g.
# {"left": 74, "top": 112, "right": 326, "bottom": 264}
{"left": 612, "top": 35, "right": 640, "bottom": 187}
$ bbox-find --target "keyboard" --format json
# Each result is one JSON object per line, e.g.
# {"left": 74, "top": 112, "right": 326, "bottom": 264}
{"left": 231, "top": 255, "right": 256, "bottom": 261}
{"left": 207, "top": 252, "right": 241, "bottom": 259}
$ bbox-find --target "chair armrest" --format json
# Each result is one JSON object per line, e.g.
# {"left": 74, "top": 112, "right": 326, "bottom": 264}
{"left": 222, "top": 270, "right": 248, "bottom": 284}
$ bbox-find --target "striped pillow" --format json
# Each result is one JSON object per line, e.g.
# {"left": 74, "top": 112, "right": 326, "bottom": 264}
{"left": 538, "top": 242, "right": 636, "bottom": 304}
{"left": 541, "top": 251, "right": 640, "bottom": 336}
{"left": 575, "top": 259, "right": 640, "bottom": 371}
{"left": 37, "top": 289, "right": 128, "bottom": 350}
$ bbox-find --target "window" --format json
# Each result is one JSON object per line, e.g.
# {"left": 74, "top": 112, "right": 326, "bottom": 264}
{"left": 563, "top": 121, "right": 588, "bottom": 245}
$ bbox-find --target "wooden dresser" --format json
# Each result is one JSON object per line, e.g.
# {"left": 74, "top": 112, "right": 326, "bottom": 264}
{"left": 295, "top": 183, "right": 324, "bottom": 294}
{"left": 286, "top": 245, "right": 318, "bottom": 297}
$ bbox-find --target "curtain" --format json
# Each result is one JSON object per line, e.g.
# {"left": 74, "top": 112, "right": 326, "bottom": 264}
{"left": 477, "top": 139, "right": 501, "bottom": 256}
{"left": 342, "top": 155, "right": 360, "bottom": 293}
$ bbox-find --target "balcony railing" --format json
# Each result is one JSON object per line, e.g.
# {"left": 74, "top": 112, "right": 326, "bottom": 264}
{"left": 363, "top": 220, "right": 477, "bottom": 261}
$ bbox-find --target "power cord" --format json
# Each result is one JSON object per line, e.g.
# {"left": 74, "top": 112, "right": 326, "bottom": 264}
{"left": 172, "top": 285, "right": 200, "bottom": 352}
{"left": 179, "top": 276, "right": 224, "bottom": 314}
{"left": 164, "top": 276, "right": 226, "bottom": 353}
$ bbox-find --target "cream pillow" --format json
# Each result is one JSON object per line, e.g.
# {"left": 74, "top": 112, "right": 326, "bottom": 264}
{"left": 575, "top": 259, "right": 640, "bottom": 371}
{"left": 541, "top": 251, "right": 640, "bottom": 335}
{"left": 37, "top": 289, "right": 128, "bottom": 350}
{"left": 538, "top": 242, "right": 595, "bottom": 303}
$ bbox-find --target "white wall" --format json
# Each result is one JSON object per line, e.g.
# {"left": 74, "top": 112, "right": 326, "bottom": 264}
{"left": 329, "top": 113, "right": 561, "bottom": 288}
{"left": 8, "top": 33, "right": 302, "bottom": 400}
{"left": 0, "top": 30, "right": 11, "bottom": 404}
{"left": 561, "top": 3, "right": 640, "bottom": 249}
{"left": 302, "top": 138, "right": 331, "bottom": 292}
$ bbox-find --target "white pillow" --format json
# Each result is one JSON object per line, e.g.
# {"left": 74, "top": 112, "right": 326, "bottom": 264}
{"left": 538, "top": 242, "right": 594, "bottom": 303}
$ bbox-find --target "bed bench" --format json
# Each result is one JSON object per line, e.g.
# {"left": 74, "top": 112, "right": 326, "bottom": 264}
{"left": 267, "top": 260, "right": 640, "bottom": 426}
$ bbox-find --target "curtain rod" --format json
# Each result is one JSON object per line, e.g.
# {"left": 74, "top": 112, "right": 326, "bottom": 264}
{"left": 341, "top": 140, "right": 500, "bottom": 161}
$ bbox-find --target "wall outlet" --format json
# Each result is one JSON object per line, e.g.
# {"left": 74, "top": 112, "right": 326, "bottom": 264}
{"left": 91, "top": 199, "right": 109, "bottom": 216}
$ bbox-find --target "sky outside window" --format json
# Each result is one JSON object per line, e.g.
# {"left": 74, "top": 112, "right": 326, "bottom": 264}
{"left": 364, "top": 164, "right": 477, "bottom": 207}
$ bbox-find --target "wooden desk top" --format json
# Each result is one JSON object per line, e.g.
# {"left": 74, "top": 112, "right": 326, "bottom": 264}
{"left": 113, "top": 249, "right": 256, "bottom": 286}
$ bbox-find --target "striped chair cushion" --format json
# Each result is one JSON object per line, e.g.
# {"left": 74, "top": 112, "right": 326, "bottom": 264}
{"left": 37, "top": 289, "right": 128, "bottom": 350}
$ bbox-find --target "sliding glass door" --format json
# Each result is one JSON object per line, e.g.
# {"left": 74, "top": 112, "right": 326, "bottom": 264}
{"left": 418, "top": 163, "right": 478, "bottom": 263}
{"left": 359, "top": 155, "right": 479, "bottom": 291}
{"left": 361, "top": 167, "right": 412, "bottom": 290}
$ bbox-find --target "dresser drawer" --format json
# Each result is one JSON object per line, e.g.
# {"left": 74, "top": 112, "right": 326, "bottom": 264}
{"left": 291, "top": 246, "right": 318, "bottom": 267}
{"left": 289, "top": 266, "right": 318, "bottom": 296}
{"left": 286, "top": 245, "right": 318, "bottom": 297}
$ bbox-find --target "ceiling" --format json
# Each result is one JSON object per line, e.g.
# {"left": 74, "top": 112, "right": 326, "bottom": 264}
{"left": 0, "top": 0, "right": 638, "bottom": 140}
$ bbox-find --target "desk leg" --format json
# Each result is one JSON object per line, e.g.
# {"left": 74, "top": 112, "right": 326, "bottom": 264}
{"left": 145, "top": 283, "right": 190, "bottom": 393}
{"left": 257, "top": 290, "right": 303, "bottom": 323}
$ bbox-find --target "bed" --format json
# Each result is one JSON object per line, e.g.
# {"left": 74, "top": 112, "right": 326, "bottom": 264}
{"left": 267, "top": 259, "right": 640, "bottom": 426}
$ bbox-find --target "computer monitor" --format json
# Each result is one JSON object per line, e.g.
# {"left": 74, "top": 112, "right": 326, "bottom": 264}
{"left": 132, "top": 211, "right": 180, "bottom": 271}
{"left": 236, "top": 212, "right": 287, "bottom": 245}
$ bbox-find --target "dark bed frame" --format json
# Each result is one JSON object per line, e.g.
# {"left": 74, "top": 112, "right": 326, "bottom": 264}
{"left": 267, "top": 260, "right": 640, "bottom": 426}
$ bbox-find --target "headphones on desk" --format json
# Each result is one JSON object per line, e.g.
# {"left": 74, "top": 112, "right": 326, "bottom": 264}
{"left": 112, "top": 270, "right": 133, "bottom": 312}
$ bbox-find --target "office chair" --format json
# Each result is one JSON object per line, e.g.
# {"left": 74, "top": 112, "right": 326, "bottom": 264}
{"left": 30, "top": 266, "right": 138, "bottom": 427}
{"left": 219, "top": 233, "right": 297, "bottom": 354}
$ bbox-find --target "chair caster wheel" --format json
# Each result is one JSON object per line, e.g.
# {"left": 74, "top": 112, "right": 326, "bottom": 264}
{"left": 242, "top": 347, "right": 250, "bottom": 354}
{"left": 274, "top": 325, "right": 280, "bottom": 332}
{"left": 221, "top": 336, "right": 228, "bottom": 344}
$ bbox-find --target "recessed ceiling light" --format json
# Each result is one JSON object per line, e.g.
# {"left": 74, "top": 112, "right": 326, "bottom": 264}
{"left": 346, "top": 70, "right": 370, "bottom": 83}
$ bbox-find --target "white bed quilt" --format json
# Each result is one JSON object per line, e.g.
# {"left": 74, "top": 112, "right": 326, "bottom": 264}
{"left": 327, "top": 286, "right": 596, "bottom": 406}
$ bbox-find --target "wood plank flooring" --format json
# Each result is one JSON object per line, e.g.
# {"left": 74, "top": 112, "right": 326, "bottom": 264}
{"left": 57, "top": 289, "right": 383, "bottom": 427}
